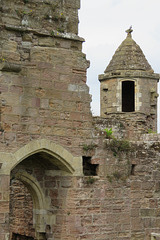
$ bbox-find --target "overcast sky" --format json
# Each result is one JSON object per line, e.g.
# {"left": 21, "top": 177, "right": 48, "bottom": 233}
{"left": 79, "top": 0, "right": 160, "bottom": 132}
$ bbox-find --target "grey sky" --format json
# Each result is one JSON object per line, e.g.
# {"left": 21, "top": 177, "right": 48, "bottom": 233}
{"left": 79, "top": 0, "right": 160, "bottom": 132}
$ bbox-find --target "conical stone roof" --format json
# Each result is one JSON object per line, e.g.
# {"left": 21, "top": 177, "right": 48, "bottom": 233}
{"left": 105, "top": 28, "right": 153, "bottom": 73}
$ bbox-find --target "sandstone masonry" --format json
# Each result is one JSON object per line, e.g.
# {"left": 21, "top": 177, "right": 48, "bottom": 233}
{"left": 0, "top": 1, "right": 159, "bottom": 240}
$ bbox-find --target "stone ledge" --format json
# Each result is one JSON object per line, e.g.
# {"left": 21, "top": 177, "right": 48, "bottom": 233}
{"left": 151, "top": 233, "right": 160, "bottom": 240}
{"left": 140, "top": 133, "right": 160, "bottom": 141}
{"left": 3, "top": 24, "right": 84, "bottom": 42}
{"left": 93, "top": 112, "right": 150, "bottom": 120}
{"left": 0, "top": 62, "right": 22, "bottom": 72}
{"left": 99, "top": 70, "right": 160, "bottom": 81}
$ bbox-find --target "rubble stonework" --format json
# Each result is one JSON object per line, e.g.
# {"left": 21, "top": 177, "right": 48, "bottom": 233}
{"left": 0, "top": 1, "right": 160, "bottom": 240}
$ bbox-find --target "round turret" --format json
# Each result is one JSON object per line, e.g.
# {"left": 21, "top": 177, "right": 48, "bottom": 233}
{"left": 99, "top": 28, "right": 159, "bottom": 132}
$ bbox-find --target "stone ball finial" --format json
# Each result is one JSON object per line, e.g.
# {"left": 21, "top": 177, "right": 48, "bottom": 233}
{"left": 125, "top": 26, "right": 133, "bottom": 37}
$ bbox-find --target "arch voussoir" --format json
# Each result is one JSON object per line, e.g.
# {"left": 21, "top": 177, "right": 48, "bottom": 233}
{"left": 10, "top": 139, "right": 83, "bottom": 176}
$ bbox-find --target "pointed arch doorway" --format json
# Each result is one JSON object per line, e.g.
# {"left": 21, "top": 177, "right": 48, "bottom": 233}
{"left": 9, "top": 139, "right": 83, "bottom": 240}
{"left": 10, "top": 153, "right": 56, "bottom": 240}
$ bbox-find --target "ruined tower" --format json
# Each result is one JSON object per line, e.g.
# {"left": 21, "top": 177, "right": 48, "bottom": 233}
{"left": 99, "top": 28, "right": 159, "bottom": 133}
{"left": 1, "top": 1, "right": 160, "bottom": 240}
{"left": 0, "top": 0, "right": 93, "bottom": 239}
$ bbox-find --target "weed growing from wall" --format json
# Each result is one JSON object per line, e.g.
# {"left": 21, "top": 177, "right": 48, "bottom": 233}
{"left": 104, "top": 128, "right": 113, "bottom": 139}
{"left": 85, "top": 176, "right": 96, "bottom": 185}
{"left": 82, "top": 143, "right": 97, "bottom": 152}
{"left": 110, "top": 138, "right": 131, "bottom": 156}
{"left": 105, "top": 137, "right": 134, "bottom": 182}
{"left": 147, "top": 128, "right": 156, "bottom": 134}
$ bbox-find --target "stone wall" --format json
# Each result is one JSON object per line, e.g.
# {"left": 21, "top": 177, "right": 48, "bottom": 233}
{"left": 1, "top": 0, "right": 80, "bottom": 34}
{"left": 93, "top": 114, "right": 157, "bottom": 141}
{"left": 100, "top": 76, "right": 158, "bottom": 115}
{"left": 0, "top": 1, "right": 160, "bottom": 240}
{"left": 10, "top": 179, "right": 35, "bottom": 239}
{"left": 8, "top": 133, "right": 160, "bottom": 240}
{"left": 0, "top": 0, "right": 93, "bottom": 239}
{"left": 0, "top": 0, "right": 93, "bottom": 157}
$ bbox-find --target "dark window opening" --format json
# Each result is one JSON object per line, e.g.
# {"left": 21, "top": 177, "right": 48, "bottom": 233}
{"left": 131, "top": 164, "right": 136, "bottom": 175}
{"left": 103, "top": 88, "right": 108, "bottom": 104}
{"left": 11, "top": 233, "right": 34, "bottom": 240}
{"left": 103, "top": 88, "right": 108, "bottom": 92}
{"left": 83, "top": 156, "right": 98, "bottom": 176}
{"left": 122, "top": 81, "right": 135, "bottom": 112}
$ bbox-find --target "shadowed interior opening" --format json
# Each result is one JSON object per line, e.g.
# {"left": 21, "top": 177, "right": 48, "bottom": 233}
{"left": 122, "top": 81, "right": 135, "bottom": 112}
{"left": 11, "top": 233, "right": 34, "bottom": 240}
{"left": 83, "top": 156, "right": 98, "bottom": 176}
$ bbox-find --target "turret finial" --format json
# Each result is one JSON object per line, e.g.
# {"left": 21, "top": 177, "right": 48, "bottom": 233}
{"left": 125, "top": 26, "right": 133, "bottom": 37}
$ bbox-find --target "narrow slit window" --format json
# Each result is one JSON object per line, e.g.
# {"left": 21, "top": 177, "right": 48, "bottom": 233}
{"left": 122, "top": 81, "right": 135, "bottom": 112}
{"left": 103, "top": 88, "right": 108, "bottom": 104}
{"left": 131, "top": 164, "right": 136, "bottom": 175}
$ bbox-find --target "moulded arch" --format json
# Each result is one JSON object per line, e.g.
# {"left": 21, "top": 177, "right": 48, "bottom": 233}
{"left": 14, "top": 171, "right": 46, "bottom": 210}
{"left": 10, "top": 139, "right": 83, "bottom": 176}
{"left": 12, "top": 171, "right": 53, "bottom": 234}
{"left": 8, "top": 141, "right": 82, "bottom": 239}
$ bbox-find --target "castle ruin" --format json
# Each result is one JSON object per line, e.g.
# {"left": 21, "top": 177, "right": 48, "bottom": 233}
{"left": 0, "top": 1, "right": 160, "bottom": 240}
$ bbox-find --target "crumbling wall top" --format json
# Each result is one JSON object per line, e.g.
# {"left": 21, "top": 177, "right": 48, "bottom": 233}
{"left": 1, "top": 0, "right": 80, "bottom": 35}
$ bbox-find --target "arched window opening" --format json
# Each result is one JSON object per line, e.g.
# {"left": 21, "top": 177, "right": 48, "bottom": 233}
{"left": 122, "top": 81, "right": 135, "bottom": 112}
